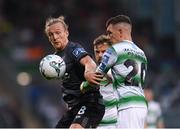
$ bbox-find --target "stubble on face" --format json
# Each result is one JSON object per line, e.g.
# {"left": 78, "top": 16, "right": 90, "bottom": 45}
{"left": 46, "top": 22, "right": 69, "bottom": 50}
{"left": 106, "top": 24, "right": 120, "bottom": 43}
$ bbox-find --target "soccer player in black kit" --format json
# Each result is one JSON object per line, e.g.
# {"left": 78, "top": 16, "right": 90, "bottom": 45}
{"left": 44, "top": 15, "right": 105, "bottom": 128}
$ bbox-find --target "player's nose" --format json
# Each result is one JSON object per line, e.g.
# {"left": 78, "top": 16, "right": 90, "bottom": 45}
{"left": 99, "top": 52, "right": 104, "bottom": 57}
{"left": 52, "top": 33, "right": 59, "bottom": 40}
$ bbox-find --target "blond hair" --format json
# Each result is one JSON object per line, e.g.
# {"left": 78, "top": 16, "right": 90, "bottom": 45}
{"left": 45, "top": 16, "right": 68, "bottom": 34}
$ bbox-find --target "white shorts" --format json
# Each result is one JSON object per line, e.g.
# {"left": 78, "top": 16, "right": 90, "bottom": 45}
{"left": 117, "top": 107, "right": 147, "bottom": 129}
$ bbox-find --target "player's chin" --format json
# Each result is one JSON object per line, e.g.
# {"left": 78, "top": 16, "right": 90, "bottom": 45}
{"left": 53, "top": 44, "right": 62, "bottom": 50}
{"left": 97, "top": 60, "right": 101, "bottom": 64}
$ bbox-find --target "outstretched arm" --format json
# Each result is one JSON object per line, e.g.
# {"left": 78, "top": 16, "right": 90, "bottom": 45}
{"left": 80, "top": 55, "right": 103, "bottom": 85}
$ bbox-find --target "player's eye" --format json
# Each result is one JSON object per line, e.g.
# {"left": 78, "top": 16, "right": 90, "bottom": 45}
{"left": 55, "top": 31, "right": 61, "bottom": 35}
{"left": 95, "top": 51, "right": 100, "bottom": 54}
{"left": 106, "top": 31, "right": 112, "bottom": 36}
{"left": 48, "top": 32, "right": 53, "bottom": 37}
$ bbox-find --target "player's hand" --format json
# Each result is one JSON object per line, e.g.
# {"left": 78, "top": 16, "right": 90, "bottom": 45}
{"left": 84, "top": 71, "right": 103, "bottom": 85}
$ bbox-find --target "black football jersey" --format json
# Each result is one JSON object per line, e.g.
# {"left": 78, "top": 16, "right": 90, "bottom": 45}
{"left": 55, "top": 41, "right": 99, "bottom": 106}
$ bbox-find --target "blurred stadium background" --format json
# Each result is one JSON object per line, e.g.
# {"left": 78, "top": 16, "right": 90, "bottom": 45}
{"left": 0, "top": 0, "right": 180, "bottom": 127}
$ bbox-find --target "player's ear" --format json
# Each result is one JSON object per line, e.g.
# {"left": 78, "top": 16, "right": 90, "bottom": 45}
{"left": 119, "top": 29, "right": 122, "bottom": 37}
{"left": 66, "top": 31, "right": 69, "bottom": 36}
{"left": 118, "top": 29, "right": 122, "bottom": 33}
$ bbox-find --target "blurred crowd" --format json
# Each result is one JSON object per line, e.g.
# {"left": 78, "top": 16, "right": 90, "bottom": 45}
{"left": 0, "top": 0, "right": 180, "bottom": 127}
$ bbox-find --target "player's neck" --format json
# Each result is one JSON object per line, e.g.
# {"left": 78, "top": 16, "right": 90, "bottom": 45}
{"left": 123, "top": 35, "right": 132, "bottom": 42}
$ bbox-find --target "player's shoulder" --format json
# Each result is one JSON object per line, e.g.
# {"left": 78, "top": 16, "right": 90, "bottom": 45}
{"left": 67, "top": 41, "right": 84, "bottom": 52}
{"left": 111, "top": 41, "right": 131, "bottom": 53}
{"left": 119, "top": 40, "right": 142, "bottom": 50}
{"left": 68, "top": 41, "right": 88, "bottom": 59}
{"left": 68, "top": 41, "right": 81, "bottom": 48}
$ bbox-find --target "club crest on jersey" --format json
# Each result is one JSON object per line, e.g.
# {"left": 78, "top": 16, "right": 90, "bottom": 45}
{"left": 72, "top": 48, "right": 86, "bottom": 57}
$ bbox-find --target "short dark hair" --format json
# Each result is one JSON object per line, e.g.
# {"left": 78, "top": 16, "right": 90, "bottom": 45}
{"left": 93, "top": 34, "right": 111, "bottom": 46}
{"left": 106, "top": 15, "right": 132, "bottom": 27}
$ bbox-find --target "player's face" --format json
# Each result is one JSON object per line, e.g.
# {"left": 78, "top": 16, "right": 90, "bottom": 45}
{"left": 144, "top": 89, "right": 154, "bottom": 101}
{"left": 94, "top": 43, "right": 109, "bottom": 64}
{"left": 106, "top": 24, "right": 122, "bottom": 43}
{"left": 46, "top": 22, "right": 69, "bottom": 50}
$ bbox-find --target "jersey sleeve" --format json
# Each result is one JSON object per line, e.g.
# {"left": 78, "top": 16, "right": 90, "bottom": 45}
{"left": 97, "top": 47, "right": 117, "bottom": 75}
{"left": 71, "top": 43, "right": 89, "bottom": 61}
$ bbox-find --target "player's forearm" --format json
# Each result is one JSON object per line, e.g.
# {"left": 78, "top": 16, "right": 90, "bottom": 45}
{"left": 84, "top": 59, "right": 97, "bottom": 73}
{"left": 80, "top": 55, "right": 102, "bottom": 85}
{"left": 84, "top": 62, "right": 96, "bottom": 73}
{"left": 80, "top": 55, "right": 97, "bottom": 72}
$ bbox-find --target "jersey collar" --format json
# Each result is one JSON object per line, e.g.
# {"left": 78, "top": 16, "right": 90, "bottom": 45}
{"left": 122, "top": 40, "right": 134, "bottom": 44}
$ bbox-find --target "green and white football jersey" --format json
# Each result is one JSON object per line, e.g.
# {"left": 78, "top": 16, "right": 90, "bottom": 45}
{"left": 97, "top": 40, "right": 148, "bottom": 110}
{"left": 98, "top": 74, "right": 118, "bottom": 126}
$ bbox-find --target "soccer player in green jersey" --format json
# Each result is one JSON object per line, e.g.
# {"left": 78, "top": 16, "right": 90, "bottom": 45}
{"left": 144, "top": 87, "right": 164, "bottom": 128}
{"left": 85, "top": 15, "right": 148, "bottom": 129}
{"left": 81, "top": 35, "right": 119, "bottom": 129}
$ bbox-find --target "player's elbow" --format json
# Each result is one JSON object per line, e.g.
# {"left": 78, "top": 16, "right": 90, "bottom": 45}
{"left": 81, "top": 55, "right": 97, "bottom": 69}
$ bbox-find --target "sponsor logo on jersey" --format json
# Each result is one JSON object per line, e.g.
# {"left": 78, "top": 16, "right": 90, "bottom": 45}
{"left": 99, "top": 54, "right": 109, "bottom": 72}
{"left": 102, "top": 55, "right": 109, "bottom": 64}
{"left": 72, "top": 48, "right": 86, "bottom": 57}
{"left": 99, "top": 63, "right": 106, "bottom": 72}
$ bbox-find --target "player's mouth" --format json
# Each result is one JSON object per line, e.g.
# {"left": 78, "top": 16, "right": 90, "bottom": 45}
{"left": 53, "top": 41, "right": 59, "bottom": 45}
